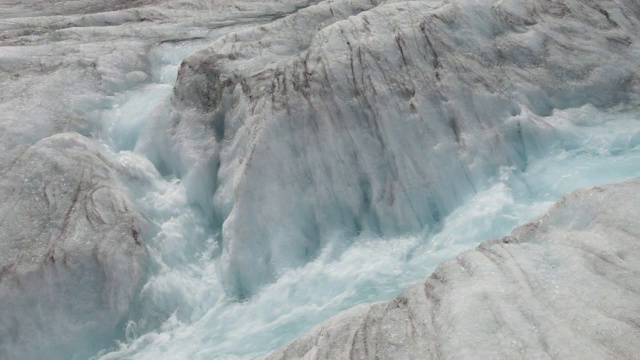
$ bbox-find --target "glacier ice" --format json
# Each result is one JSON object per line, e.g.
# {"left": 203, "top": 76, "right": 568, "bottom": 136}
{"left": 94, "top": 104, "right": 640, "bottom": 360}
{"left": 169, "top": 0, "right": 640, "bottom": 296}
{"left": 0, "top": 1, "right": 289, "bottom": 358}
{"left": 0, "top": 134, "right": 146, "bottom": 360}
{"left": 0, "top": 0, "right": 639, "bottom": 358}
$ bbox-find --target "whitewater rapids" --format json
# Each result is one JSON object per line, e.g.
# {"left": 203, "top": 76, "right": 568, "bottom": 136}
{"left": 0, "top": 0, "right": 639, "bottom": 359}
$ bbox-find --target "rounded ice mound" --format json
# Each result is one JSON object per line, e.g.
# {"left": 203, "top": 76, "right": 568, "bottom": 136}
{"left": 0, "top": 133, "right": 146, "bottom": 360}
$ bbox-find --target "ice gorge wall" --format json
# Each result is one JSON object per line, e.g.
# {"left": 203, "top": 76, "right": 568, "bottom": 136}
{"left": 173, "top": 0, "right": 640, "bottom": 295}
{"left": 0, "top": 0, "right": 639, "bottom": 359}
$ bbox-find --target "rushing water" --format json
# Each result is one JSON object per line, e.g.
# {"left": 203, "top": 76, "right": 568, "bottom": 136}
{"left": 88, "top": 40, "right": 640, "bottom": 359}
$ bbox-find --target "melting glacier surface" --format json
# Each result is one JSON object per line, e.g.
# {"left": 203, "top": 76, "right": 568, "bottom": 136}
{"left": 85, "top": 41, "right": 640, "bottom": 359}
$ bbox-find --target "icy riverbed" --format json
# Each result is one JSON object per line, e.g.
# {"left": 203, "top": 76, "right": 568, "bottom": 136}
{"left": 96, "top": 96, "right": 640, "bottom": 359}
{"left": 1, "top": 0, "right": 640, "bottom": 359}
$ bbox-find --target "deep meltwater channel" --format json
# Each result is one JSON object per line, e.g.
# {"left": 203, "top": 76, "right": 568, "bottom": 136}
{"left": 3, "top": 0, "right": 640, "bottom": 359}
{"left": 89, "top": 38, "right": 640, "bottom": 359}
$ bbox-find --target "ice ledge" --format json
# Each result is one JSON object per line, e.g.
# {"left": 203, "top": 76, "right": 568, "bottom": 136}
{"left": 266, "top": 177, "right": 640, "bottom": 359}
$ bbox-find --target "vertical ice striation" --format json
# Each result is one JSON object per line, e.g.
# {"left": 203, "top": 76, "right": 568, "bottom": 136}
{"left": 169, "top": 0, "right": 640, "bottom": 296}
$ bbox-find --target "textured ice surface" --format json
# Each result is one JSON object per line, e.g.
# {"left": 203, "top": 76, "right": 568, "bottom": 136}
{"left": 0, "top": 0, "right": 305, "bottom": 358}
{"left": 0, "top": 134, "right": 146, "bottom": 360}
{"left": 1, "top": 0, "right": 640, "bottom": 358}
{"left": 171, "top": 0, "right": 640, "bottom": 295}
{"left": 267, "top": 178, "right": 640, "bottom": 360}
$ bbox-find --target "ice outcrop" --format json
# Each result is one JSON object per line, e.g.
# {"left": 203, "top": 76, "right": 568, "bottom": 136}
{"left": 170, "top": 0, "right": 640, "bottom": 295}
{"left": 266, "top": 177, "right": 640, "bottom": 360}
{"left": 0, "top": 134, "right": 146, "bottom": 359}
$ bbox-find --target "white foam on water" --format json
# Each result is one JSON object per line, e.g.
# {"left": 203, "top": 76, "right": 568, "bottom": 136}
{"left": 93, "top": 50, "right": 640, "bottom": 360}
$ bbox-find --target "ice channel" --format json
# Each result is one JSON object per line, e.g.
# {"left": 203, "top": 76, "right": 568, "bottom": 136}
{"left": 85, "top": 39, "right": 640, "bottom": 359}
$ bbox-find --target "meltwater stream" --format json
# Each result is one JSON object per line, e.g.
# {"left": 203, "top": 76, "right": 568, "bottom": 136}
{"left": 90, "top": 41, "right": 640, "bottom": 359}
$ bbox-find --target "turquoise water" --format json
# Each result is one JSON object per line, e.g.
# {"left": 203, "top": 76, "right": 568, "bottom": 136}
{"left": 91, "top": 42, "right": 640, "bottom": 359}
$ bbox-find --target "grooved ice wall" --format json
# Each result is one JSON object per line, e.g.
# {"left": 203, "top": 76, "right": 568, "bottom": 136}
{"left": 1, "top": 0, "right": 639, "bottom": 359}
{"left": 169, "top": 0, "right": 640, "bottom": 296}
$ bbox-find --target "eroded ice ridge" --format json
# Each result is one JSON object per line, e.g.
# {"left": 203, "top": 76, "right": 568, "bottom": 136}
{"left": 0, "top": 134, "right": 146, "bottom": 359}
{"left": 0, "top": 0, "right": 639, "bottom": 358}
{"left": 171, "top": 0, "right": 640, "bottom": 295}
{"left": 267, "top": 178, "right": 640, "bottom": 360}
